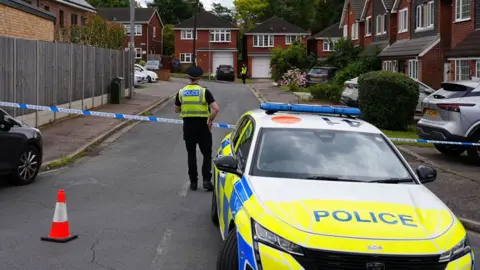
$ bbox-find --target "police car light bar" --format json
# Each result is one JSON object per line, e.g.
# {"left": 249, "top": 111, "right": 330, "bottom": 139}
{"left": 260, "top": 103, "right": 362, "bottom": 116}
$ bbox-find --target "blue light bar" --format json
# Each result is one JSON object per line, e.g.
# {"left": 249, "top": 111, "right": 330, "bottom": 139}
{"left": 260, "top": 103, "right": 362, "bottom": 116}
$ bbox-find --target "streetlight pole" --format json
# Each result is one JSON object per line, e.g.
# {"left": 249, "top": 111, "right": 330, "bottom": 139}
{"left": 191, "top": 0, "right": 200, "bottom": 66}
{"left": 128, "top": 0, "right": 135, "bottom": 98}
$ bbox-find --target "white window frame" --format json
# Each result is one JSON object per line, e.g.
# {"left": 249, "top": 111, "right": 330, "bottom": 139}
{"left": 408, "top": 60, "right": 418, "bottom": 79}
{"left": 455, "top": 0, "right": 470, "bottom": 21}
{"left": 210, "top": 30, "right": 231, "bottom": 42}
{"left": 383, "top": 60, "right": 397, "bottom": 71}
{"left": 181, "top": 30, "right": 197, "bottom": 40}
{"left": 134, "top": 25, "right": 142, "bottom": 36}
{"left": 376, "top": 14, "right": 386, "bottom": 35}
{"left": 416, "top": 1, "right": 434, "bottom": 31}
{"left": 134, "top": 48, "right": 142, "bottom": 59}
{"left": 153, "top": 26, "right": 156, "bottom": 38}
{"left": 351, "top": 22, "right": 359, "bottom": 40}
{"left": 476, "top": 60, "right": 480, "bottom": 78}
{"left": 253, "top": 35, "right": 274, "bottom": 47}
{"left": 365, "top": 16, "right": 372, "bottom": 36}
{"left": 455, "top": 59, "right": 470, "bottom": 80}
{"left": 343, "top": 25, "right": 348, "bottom": 37}
{"left": 323, "top": 39, "right": 338, "bottom": 51}
{"left": 180, "top": 53, "right": 193, "bottom": 63}
{"left": 398, "top": 8, "right": 408, "bottom": 33}
{"left": 285, "top": 35, "right": 301, "bottom": 44}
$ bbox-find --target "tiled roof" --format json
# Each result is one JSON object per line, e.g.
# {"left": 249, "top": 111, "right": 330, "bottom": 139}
{"left": 312, "top": 22, "right": 342, "bottom": 38}
{"left": 359, "top": 40, "right": 389, "bottom": 56}
{"left": 246, "top": 16, "right": 307, "bottom": 34}
{"left": 0, "top": 0, "right": 56, "bottom": 21}
{"left": 62, "top": 0, "right": 96, "bottom": 12}
{"left": 351, "top": 0, "right": 365, "bottom": 20}
{"left": 97, "top": 8, "right": 156, "bottom": 22}
{"left": 378, "top": 35, "right": 439, "bottom": 58}
{"left": 173, "top": 11, "right": 238, "bottom": 29}
{"left": 445, "top": 29, "right": 480, "bottom": 58}
{"left": 383, "top": 0, "right": 395, "bottom": 10}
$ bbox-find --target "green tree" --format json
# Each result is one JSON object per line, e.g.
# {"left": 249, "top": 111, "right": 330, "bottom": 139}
{"left": 310, "top": 0, "right": 344, "bottom": 33}
{"left": 262, "top": 0, "right": 317, "bottom": 30}
{"left": 325, "top": 37, "right": 363, "bottom": 69}
{"left": 233, "top": 0, "right": 268, "bottom": 31}
{"left": 148, "top": 0, "right": 205, "bottom": 25}
{"left": 163, "top": 24, "right": 175, "bottom": 56}
{"left": 270, "top": 42, "right": 316, "bottom": 81}
{"left": 211, "top": 3, "right": 234, "bottom": 22}
{"left": 87, "top": 0, "right": 129, "bottom": 8}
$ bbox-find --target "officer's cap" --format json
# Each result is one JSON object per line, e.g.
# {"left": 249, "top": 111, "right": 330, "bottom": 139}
{"left": 186, "top": 66, "right": 204, "bottom": 80}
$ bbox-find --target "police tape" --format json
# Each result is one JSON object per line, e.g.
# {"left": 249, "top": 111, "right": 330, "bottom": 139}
{"left": 1, "top": 101, "right": 480, "bottom": 147}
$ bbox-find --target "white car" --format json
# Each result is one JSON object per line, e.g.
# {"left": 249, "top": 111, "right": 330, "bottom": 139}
{"left": 135, "top": 64, "right": 158, "bottom": 83}
{"left": 134, "top": 71, "right": 146, "bottom": 86}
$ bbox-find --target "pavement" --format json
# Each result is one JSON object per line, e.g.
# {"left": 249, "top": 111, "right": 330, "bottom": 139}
{"left": 0, "top": 79, "right": 478, "bottom": 268}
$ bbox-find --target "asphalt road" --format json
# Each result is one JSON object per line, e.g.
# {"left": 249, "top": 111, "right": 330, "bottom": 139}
{"left": 0, "top": 81, "right": 478, "bottom": 269}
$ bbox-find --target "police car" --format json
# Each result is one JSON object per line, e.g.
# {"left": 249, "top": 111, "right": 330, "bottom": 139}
{"left": 211, "top": 103, "right": 474, "bottom": 270}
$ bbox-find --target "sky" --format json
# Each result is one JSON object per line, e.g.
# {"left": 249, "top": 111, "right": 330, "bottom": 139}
{"left": 138, "top": 0, "right": 234, "bottom": 9}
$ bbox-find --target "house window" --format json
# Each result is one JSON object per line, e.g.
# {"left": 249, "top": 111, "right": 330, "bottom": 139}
{"left": 398, "top": 8, "right": 408, "bottom": 32}
{"left": 210, "top": 30, "right": 231, "bottom": 42}
{"left": 253, "top": 35, "right": 274, "bottom": 47}
{"left": 476, "top": 60, "right": 480, "bottom": 78}
{"left": 365, "top": 16, "right": 372, "bottom": 36}
{"left": 455, "top": 0, "right": 470, "bottom": 21}
{"left": 285, "top": 35, "right": 301, "bottom": 44}
{"left": 351, "top": 22, "right": 358, "bottom": 40}
{"left": 180, "top": 53, "right": 193, "bottom": 63}
{"left": 376, "top": 14, "right": 386, "bottom": 35}
{"left": 181, "top": 30, "right": 197, "bottom": 40}
{"left": 59, "top": 10, "right": 64, "bottom": 28}
{"left": 383, "top": 61, "right": 394, "bottom": 71}
{"left": 323, "top": 40, "right": 337, "bottom": 51}
{"left": 71, "top": 14, "right": 78, "bottom": 25}
{"left": 134, "top": 25, "right": 142, "bottom": 36}
{"left": 416, "top": 1, "right": 434, "bottom": 30}
{"left": 408, "top": 60, "right": 418, "bottom": 79}
{"left": 455, "top": 60, "right": 470, "bottom": 80}
{"left": 135, "top": 48, "right": 142, "bottom": 59}
{"left": 153, "top": 26, "right": 156, "bottom": 38}
{"left": 343, "top": 25, "right": 348, "bottom": 37}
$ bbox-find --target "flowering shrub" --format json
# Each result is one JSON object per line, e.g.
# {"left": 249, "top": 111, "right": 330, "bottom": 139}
{"left": 278, "top": 68, "right": 308, "bottom": 89}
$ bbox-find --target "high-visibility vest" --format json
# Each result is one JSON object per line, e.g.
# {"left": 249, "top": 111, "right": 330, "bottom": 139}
{"left": 241, "top": 67, "right": 247, "bottom": 74}
{"left": 178, "top": 84, "right": 210, "bottom": 118}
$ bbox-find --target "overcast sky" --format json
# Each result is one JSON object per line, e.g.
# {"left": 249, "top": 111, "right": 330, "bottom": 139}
{"left": 138, "top": 0, "right": 234, "bottom": 9}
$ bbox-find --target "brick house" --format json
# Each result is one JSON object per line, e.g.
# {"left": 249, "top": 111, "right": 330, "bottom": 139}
{"left": 98, "top": 8, "right": 164, "bottom": 61}
{"left": 29, "top": 0, "right": 96, "bottom": 34}
{"left": 339, "top": 0, "right": 366, "bottom": 47}
{"left": 444, "top": 0, "right": 480, "bottom": 80}
{"left": 243, "top": 17, "right": 308, "bottom": 78}
{"left": 309, "top": 22, "right": 342, "bottom": 60}
{"left": 173, "top": 11, "right": 239, "bottom": 76}
{"left": 1, "top": 0, "right": 55, "bottom": 41}
{"left": 357, "top": 0, "right": 390, "bottom": 56}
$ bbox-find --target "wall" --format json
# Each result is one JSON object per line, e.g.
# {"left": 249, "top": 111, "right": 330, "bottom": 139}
{"left": 396, "top": 0, "right": 411, "bottom": 40}
{"left": 373, "top": 0, "right": 389, "bottom": 42}
{"left": 476, "top": 0, "right": 480, "bottom": 29}
{"left": 121, "top": 14, "right": 164, "bottom": 61}
{"left": 316, "top": 39, "right": 334, "bottom": 58}
{"left": 0, "top": 36, "right": 130, "bottom": 128}
{"left": 450, "top": 0, "right": 474, "bottom": 48}
{"left": 419, "top": 43, "right": 443, "bottom": 88}
{"left": 37, "top": 0, "right": 91, "bottom": 34}
{"left": 364, "top": 0, "right": 373, "bottom": 47}
{"left": 175, "top": 30, "right": 239, "bottom": 55}
{"left": 0, "top": 4, "right": 54, "bottom": 42}
{"left": 410, "top": 0, "right": 438, "bottom": 38}
{"left": 245, "top": 34, "right": 307, "bottom": 53}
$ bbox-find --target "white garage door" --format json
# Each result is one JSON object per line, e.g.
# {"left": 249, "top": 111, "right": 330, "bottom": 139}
{"left": 252, "top": 57, "right": 271, "bottom": 78}
{"left": 212, "top": 52, "right": 234, "bottom": 72}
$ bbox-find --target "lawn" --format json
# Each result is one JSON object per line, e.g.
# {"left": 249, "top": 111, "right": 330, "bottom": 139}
{"left": 381, "top": 125, "right": 432, "bottom": 147}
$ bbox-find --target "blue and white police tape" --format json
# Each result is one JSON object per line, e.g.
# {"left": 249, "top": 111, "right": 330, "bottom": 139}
{"left": 0, "top": 101, "right": 235, "bottom": 129}
{"left": 1, "top": 101, "right": 480, "bottom": 147}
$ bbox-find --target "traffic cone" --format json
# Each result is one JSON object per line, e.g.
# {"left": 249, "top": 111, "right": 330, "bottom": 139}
{"left": 41, "top": 189, "right": 78, "bottom": 243}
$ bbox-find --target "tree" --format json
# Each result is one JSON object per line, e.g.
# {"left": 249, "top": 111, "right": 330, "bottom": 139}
{"left": 233, "top": 0, "right": 268, "bottom": 31}
{"left": 163, "top": 24, "right": 175, "bottom": 56}
{"left": 87, "top": 0, "right": 129, "bottom": 8}
{"left": 310, "top": 0, "right": 344, "bottom": 33}
{"left": 211, "top": 3, "right": 234, "bottom": 22}
{"left": 148, "top": 0, "right": 205, "bottom": 25}
{"left": 262, "top": 0, "right": 317, "bottom": 30}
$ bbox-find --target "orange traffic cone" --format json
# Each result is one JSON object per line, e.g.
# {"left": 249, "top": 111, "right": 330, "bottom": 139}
{"left": 41, "top": 189, "right": 78, "bottom": 243}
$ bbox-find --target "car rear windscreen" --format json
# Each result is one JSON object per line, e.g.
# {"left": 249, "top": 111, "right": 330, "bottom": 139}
{"left": 309, "top": 68, "right": 329, "bottom": 76}
{"left": 434, "top": 83, "right": 475, "bottom": 98}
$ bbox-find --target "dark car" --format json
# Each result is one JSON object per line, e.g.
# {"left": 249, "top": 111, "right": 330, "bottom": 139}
{"left": 216, "top": 65, "right": 235, "bottom": 82}
{"left": 0, "top": 109, "right": 43, "bottom": 185}
{"left": 306, "top": 66, "right": 339, "bottom": 86}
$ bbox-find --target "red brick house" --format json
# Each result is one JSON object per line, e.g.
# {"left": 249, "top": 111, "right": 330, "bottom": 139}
{"left": 357, "top": 0, "right": 390, "bottom": 56}
{"left": 444, "top": 0, "right": 480, "bottom": 80}
{"left": 98, "top": 8, "right": 164, "bottom": 61}
{"left": 309, "top": 22, "right": 342, "bottom": 60}
{"left": 339, "top": 0, "right": 367, "bottom": 47}
{"left": 28, "top": 0, "right": 96, "bottom": 33}
{"left": 243, "top": 17, "right": 309, "bottom": 78}
{"left": 173, "top": 11, "right": 239, "bottom": 76}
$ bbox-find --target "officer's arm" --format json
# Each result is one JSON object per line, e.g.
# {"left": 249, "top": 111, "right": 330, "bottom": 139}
{"left": 174, "top": 92, "right": 181, "bottom": 113}
{"left": 209, "top": 102, "right": 219, "bottom": 121}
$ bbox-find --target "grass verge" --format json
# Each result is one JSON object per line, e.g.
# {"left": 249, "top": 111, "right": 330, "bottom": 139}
{"left": 382, "top": 125, "right": 432, "bottom": 147}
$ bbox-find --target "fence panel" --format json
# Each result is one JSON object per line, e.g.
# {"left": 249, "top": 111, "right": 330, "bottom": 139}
{"left": 15, "top": 39, "right": 37, "bottom": 117}
{"left": 103, "top": 48, "right": 111, "bottom": 96}
{"left": 84, "top": 46, "right": 95, "bottom": 99}
{"left": 0, "top": 36, "right": 15, "bottom": 116}
{"left": 38, "top": 41, "right": 56, "bottom": 107}
{"left": 94, "top": 47, "right": 103, "bottom": 97}
{"left": 56, "top": 43, "right": 71, "bottom": 106}
{"left": 72, "top": 44, "right": 84, "bottom": 102}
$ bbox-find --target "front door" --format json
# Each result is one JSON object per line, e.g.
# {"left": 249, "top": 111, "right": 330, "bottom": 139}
{"left": 444, "top": 63, "right": 450, "bottom": 82}
{"left": 398, "top": 60, "right": 405, "bottom": 74}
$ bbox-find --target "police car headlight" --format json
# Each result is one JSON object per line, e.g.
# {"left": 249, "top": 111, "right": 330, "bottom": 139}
{"left": 439, "top": 236, "right": 471, "bottom": 262}
{"left": 253, "top": 220, "right": 303, "bottom": 256}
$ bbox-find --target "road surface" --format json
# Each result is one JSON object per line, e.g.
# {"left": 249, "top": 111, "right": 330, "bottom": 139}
{"left": 0, "top": 81, "right": 478, "bottom": 269}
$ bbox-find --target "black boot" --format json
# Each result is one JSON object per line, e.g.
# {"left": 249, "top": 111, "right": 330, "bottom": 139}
{"left": 203, "top": 180, "right": 213, "bottom": 191}
{"left": 190, "top": 181, "right": 198, "bottom": 191}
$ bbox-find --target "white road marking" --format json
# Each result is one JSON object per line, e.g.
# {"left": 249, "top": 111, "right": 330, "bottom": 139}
{"left": 38, "top": 168, "right": 64, "bottom": 175}
{"left": 178, "top": 181, "right": 190, "bottom": 197}
{"left": 151, "top": 228, "right": 173, "bottom": 267}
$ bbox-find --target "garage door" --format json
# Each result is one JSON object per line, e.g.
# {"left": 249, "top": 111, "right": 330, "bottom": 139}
{"left": 252, "top": 57, "right": 271, "bottom": 78}
{"left": 212, "top": 52, "right": 234, "bottom": 72}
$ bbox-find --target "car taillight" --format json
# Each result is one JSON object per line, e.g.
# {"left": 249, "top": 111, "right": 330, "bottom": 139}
{"left": 437, "top": 103, "right": 475, "bottom": 112}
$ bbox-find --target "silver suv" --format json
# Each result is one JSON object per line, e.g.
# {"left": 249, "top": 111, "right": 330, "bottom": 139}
{"left": 416, "top": 80, "right": 480, "bottom": 164}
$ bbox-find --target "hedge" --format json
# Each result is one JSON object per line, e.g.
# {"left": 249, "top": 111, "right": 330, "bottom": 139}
{"left": 309, "top": 83, "right": 343, "bottom": 103}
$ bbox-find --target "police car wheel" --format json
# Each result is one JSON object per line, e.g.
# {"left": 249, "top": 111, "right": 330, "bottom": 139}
{"left": 217, "top": 228, "right": 238, "bottom": 270}
{"left": 211, "top": 191, "right": 219, "bottom": 226}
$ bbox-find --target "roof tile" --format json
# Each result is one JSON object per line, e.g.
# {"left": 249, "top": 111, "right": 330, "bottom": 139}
{"left": 97, "top": 8, "right": 156, "bottom": 22}
{"left": 445, "top": 30, "right": 480, "bottom": 58}
{"left": 173, "top": 11, "right": 238, "bottom": 29}
{"left": 246, "top": 16, "right": 307, "bottom": 34}
{"left": 312, "top": 22, "right": 342, "bottom": 38}
{"left": 378, "top": 35, "right": 439, "bottom": 57}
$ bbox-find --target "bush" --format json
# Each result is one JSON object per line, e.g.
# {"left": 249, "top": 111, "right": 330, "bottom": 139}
{"left": 333, "top": 56, "right": 381, "bottom": 86}
{"left": 270, "top": 42, "right": 316, "bottom": 81}
{"left": 137, "top": 59, "right": 146, "bottom": 66}
{"left": 278, "top": 68, "right": 308, "bottom": 88}
{"left": 358, "top": 71, "right": 419, "bottom": 130}
{"left": 309, "top": 83, "right": 343, "bottom": 103}
{"left": 325, "top": 37, "right": 363, "bottom": 70}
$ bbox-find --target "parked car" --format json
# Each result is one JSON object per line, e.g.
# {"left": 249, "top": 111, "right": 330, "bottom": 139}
{"left": 417, "top": 80, "right": 480, "bottom": 163}
{"left": 340, "top": 77, "right": 434, "bottom": 113}
{"left": 216, "top": 65, "right": 235, "bottom": 82}
{"left": 305, "top": 66, "right": 338, "bottom": 86}
{"left": 145, "top": 60, "right": 162, "bottom": 70}
{"left": 134, "top": 71, "right": 146, "bottom": 86}
{"left": 135, "top": 64, "right": 158, "bottom": 83}
{"left": 0, "top": 109, "right": 43, "bottom": 185}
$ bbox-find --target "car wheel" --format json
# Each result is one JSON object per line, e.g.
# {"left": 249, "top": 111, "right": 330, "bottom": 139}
{"left": 147, "top": 76, "right": 152, "bottom": 83}
{"left": 217, "top": 228, "right": 239, "bottom": 270}
{"left": 466, "top": 131, "right": 480, "bottom": 165}
{"left": 211, "top": 190, "right": 219, "bottom": 226}
{"left": 9, "top": 145, "right": 40, "bottom": 186}
{"left": 434, "top": 144, "right": 467, "bottom": 157}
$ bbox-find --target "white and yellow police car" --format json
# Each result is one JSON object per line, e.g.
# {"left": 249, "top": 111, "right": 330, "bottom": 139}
{"left": 211, "top": 103, "right": 474, "bottom": 270}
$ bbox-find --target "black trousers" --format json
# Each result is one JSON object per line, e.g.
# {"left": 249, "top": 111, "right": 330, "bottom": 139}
{"left": 241, "top": 74, "right": 246, "bottom": 84}
{"left": 184, "top": 130, "right": 212, "bottom": 182}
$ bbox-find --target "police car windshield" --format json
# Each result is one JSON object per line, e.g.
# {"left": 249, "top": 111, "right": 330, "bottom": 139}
{"left": 252, "top": 128, "right": 413, "bottom": 183}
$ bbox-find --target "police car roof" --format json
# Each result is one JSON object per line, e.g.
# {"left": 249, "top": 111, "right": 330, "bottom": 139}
{"left": 249, "top": 109, "right": 383, "bottom": 134}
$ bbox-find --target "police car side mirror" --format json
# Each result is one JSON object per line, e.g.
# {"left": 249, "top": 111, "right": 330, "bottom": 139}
{"left": 214, "top": 156, "right": 242, "bottom": 177}
{"left": 416, "top": 165, "right": 437, "bottom": 183}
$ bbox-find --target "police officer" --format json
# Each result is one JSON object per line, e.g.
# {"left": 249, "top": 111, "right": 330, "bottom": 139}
{"left": 174, "top": 66, "right": 219, "bottom": 191}
{"left": 241, "top": 64, "right": 247, "bottom": 84}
